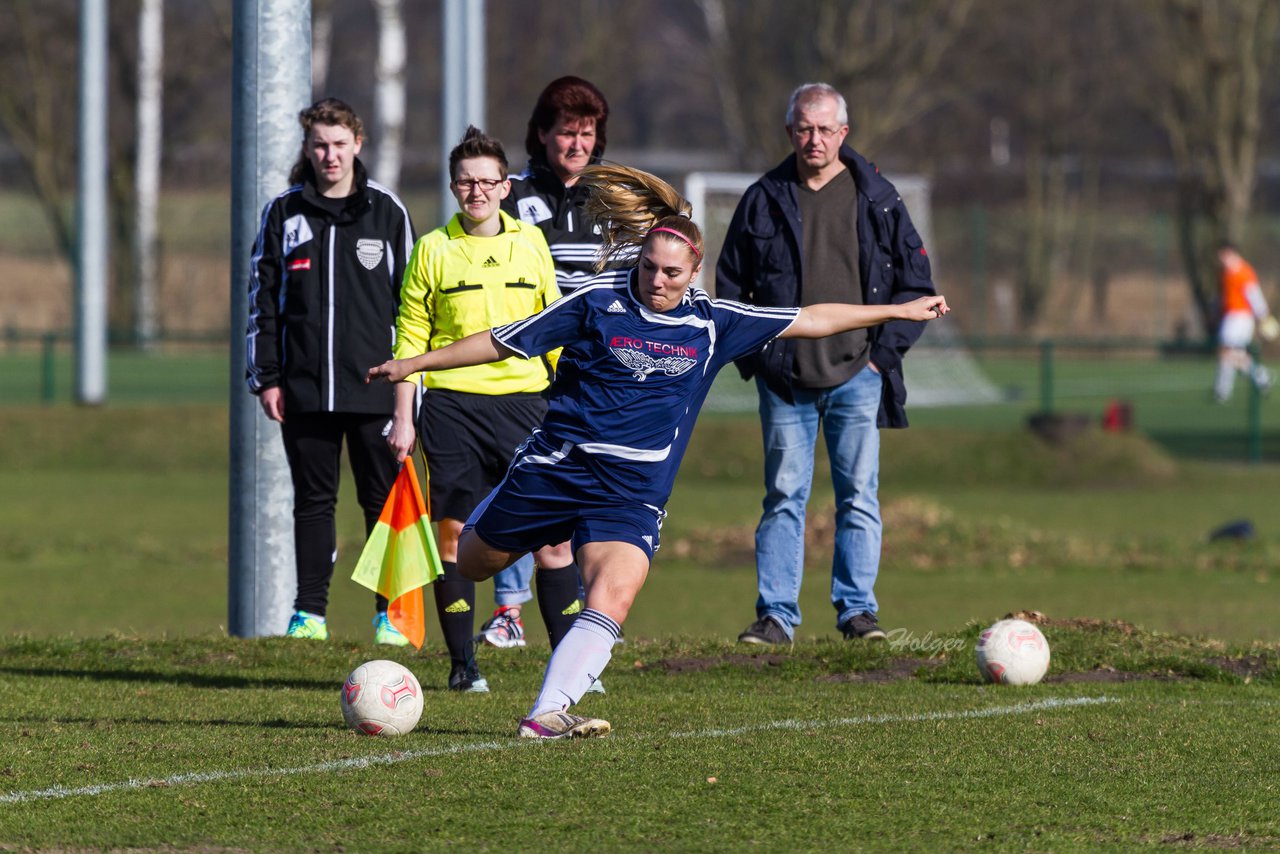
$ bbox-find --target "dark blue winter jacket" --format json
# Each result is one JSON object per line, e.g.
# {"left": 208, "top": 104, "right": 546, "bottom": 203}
{"left": 714, "top": 145, "right": 935, "bottom": 428}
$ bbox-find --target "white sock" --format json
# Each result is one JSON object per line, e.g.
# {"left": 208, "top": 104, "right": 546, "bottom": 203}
{"left": 528, "top": 609, "right": 619, "bottom": 718}
{"left": 1215, "top": 360, "right": 1236, "bottom": 401}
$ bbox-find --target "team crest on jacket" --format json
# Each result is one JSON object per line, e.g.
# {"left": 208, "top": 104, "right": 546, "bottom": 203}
{"left": 356, "top": 239, "right": 385, "bottom": 270}
{"left": 609, "top": 338, "right": 698, "bottom": 381}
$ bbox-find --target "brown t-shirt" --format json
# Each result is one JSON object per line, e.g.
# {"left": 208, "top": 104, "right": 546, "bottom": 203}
{"left": 792, "top": 167, "right": 868, "bottom": 388}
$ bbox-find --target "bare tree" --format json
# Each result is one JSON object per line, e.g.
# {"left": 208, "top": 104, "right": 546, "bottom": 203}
{"left": 313, "top": 0, "right": 334, "bottom": 96}
{"left": 0, "top": 1, "right": 78, "bottom": 258}
{"left": 812, "top": 0, "right": 975, "bottom": 154}
{"left": 952, "top": 0, "right": 1133, "bottom": 328}
{"left": 370, "top": 0, "right": 406, "bottom": 191}
{"left": 1127, "top": 0, "right": 1280, "bottom": 329}
{"left": 0, "top": 0, "right": 143, "bottom": 342}
{"left": 695, "top": 0, "right": 974, "bottom": 169}
{"left": 134, "top": 0, "right": 164, "bottom": 349}
{"left": 695, "top": 0, "right": 752, "bottom": 168}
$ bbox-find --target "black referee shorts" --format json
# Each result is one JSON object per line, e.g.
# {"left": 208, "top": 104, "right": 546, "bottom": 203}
{"left": 418, "top": 388, "right": 547, "bottom": 521}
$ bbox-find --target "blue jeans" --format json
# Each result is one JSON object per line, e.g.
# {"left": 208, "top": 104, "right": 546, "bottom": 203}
{"left": 492, "top": 553, "right": 535, "bottom": 608}
{"left": 753, "top": 368, "right": 882, "bottom": 638}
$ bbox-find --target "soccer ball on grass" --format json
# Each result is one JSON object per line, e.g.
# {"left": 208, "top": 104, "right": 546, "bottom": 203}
{"left": 975, "top": 619, "right": 1050, "bottom": 685}
{"left": 340, "top": 659, "right": 423, "bottom": 736}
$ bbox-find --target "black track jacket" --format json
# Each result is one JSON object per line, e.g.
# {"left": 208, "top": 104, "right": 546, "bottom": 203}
{"left": 246, "top": 160, "right": 415, "bottom": 415}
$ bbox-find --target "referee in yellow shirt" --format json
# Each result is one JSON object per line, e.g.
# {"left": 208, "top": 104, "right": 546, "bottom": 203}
{"left": 385, "top": 127, "right": 578, "bottom": 692}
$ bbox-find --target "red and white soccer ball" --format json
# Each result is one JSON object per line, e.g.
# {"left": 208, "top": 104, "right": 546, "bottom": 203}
{"left": 975, "top": 619, "right": 1051, "bottom": 685}
{"left": 340, "top": 659, "right": 423, "bottom": 736}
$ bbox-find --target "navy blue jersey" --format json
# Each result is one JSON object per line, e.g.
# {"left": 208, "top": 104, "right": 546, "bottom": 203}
{"left": 492, "top": 270, "right": 799, "bottom": 505}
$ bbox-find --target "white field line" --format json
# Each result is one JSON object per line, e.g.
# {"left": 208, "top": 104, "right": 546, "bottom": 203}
{"left": 664, "top": 694, "right": 1116, "bottom": 738}
{"left": 1, "top": 695, "right": 1115, "bottom": 805}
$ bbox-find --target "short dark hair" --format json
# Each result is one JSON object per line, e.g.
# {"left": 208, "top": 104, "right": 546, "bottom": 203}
{"left": 449, "top": 125, "right": 508, "bottom": 180}
{"left": 289, "top": 97, "right": 364, "bottom": 185}
{"left": 524, "top": 76, "right": 609, "bottom": 160}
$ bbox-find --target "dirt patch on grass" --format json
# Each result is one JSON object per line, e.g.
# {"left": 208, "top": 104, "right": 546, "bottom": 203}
{"left": 818, "top": 658, "right": 944, "bottom": 683}
{"left": 1046, "top": 665, "right": 1184, "bottom": 684}
{"left": 1157, "top": 830, "right": 1264, "bottom": 848}
{"left": 1005, "top": 610, "right": 1142, "bottom": 636}
{"left": 1203, "top": 653, "right": 1274, "bottom": 680}
{"left": 648, "top": 653, "right": 789, "bottom": 673}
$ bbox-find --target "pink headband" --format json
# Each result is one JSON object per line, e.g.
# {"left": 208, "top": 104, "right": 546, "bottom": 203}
{"left": 649, "top": 226, "right": 702, "bottom": 258}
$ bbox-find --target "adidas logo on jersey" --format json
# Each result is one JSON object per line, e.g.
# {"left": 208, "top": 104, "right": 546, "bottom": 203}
{"left": 482, "top": 256, "right": 499, "bottom": 268}
{"left": 606, "top": 299, "right": 626, "bottom": 314}
{"left": 444, "top": 599, "right": 471, "bottom": 614}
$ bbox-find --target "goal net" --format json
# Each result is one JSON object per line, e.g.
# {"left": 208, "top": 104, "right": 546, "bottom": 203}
{"left": 685, "top": 171, "right": 1003, "bottom": 412}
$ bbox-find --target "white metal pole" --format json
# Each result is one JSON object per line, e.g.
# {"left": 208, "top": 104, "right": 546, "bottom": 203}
{"left": 76, "top": 0, "right": 109, "bottom": 404}
{"left": 134, "top": 0, "right": 164, "bottom": 350}
{"left": 228, "top": 0, "right": 310, "bottom": 637}
{"left": 440, "top": 0, "right": 485, "bottom": 225}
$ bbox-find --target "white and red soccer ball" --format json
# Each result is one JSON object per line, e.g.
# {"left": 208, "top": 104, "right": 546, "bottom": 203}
{"left": 340, "top": 659, "right": 423, "bottom": 736}
{"left": 975, "top": 619, "right": 1051, "bottom": 685}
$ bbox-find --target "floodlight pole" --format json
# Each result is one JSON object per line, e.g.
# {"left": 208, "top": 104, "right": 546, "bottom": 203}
{"left": 76, "top": 0, "right": 109, "bottom": 405}
{"left": 228, "top": 0, "right": 310, "bottom": 637}
{"left": 440, "top": 0, "right": 485, "bottom": 224}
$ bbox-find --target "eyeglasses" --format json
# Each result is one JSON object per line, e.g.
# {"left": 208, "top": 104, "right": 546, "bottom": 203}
{"left": 452, "top": 177, "right": 503, "bottom": 192}
{"left": 791, "top": 124, "right": 843, "bottom": 140}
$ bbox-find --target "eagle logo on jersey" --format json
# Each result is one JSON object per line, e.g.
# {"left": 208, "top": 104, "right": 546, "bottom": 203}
{"left": 610, "top": 346, "right": 697, "bottom": 381}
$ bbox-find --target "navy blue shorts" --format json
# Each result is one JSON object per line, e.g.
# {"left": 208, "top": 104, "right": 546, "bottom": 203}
{"left": 464, "top": 431, "right": 666, "bottom": 560}
{"left": 418, "top": 389, "right": 545, "bottom": 520}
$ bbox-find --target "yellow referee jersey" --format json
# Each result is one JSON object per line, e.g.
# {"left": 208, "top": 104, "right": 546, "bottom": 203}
{"left": 395, "top": 210, "right": 562, "bottom": 394}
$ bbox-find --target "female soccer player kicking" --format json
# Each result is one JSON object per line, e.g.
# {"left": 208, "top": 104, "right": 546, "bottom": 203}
{"left": 367, "top": 164, "right": 949, "bottom": 740}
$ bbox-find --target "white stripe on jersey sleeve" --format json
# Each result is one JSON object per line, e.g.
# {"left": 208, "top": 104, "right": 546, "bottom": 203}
{"left": 492, "top": 280, "right": 623, "bottom": 356}
{"left": 576, "top": 440, "right": 673, "bottom": 462}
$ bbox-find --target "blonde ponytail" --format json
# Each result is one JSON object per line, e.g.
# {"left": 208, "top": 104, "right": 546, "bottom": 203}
{"left": 578, "top": 164, "right": 703, "bottom": 271}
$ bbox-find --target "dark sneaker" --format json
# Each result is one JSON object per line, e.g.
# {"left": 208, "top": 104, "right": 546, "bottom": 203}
{"left": 737, "top": 616, "right": 792, "bottom": 646}
{"left": 841, "top": 611, "right": 887, "bottom": 640}
{"left": 448, "top": 661, "right": 489, "bottom": 693}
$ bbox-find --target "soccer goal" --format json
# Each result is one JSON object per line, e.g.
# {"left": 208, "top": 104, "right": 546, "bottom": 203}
{"left": 686, "top": 171, "right": 1003, "bottom": 412}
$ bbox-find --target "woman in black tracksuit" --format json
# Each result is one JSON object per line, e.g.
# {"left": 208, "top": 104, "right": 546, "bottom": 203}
{"left": 246, "top": 98, "right": 415, "bottom": 642}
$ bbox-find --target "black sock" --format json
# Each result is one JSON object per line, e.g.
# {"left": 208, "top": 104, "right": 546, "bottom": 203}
{"left": 537, "top": 563, "right": 583, "bottom": 649}
{"left": 432, "top": 560, "right": 476, "bottom": 666}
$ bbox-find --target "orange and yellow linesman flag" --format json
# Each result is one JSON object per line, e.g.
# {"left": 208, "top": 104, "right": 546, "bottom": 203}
{"left": 351, "top": 457, "right": 442, "bottom": 648}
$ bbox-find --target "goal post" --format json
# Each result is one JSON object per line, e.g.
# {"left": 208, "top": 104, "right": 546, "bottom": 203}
{"left": 685, "top": 170, "right": 1003, "bottom": 411}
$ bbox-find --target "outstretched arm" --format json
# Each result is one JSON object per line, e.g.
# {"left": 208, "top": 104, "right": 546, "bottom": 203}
{"left": 780, "top": 294, "right": 949, "bottom": 339}
{"left": 367, "top": 330, "right": 515, "bottom": 384}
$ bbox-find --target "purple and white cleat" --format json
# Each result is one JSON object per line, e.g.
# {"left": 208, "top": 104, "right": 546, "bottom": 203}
{"left": 517, "top": 710, "right": 611, "bottom": 740}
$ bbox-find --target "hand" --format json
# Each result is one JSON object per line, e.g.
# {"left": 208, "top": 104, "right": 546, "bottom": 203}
{"left": 1261, "top": 315, "right": 1279, "bottom": 341}
{"left": 384, "top": 414, "right": 417, "bottom": 463}
{"left": 367, "top": 358, "right": 413, "bottom": 384}
{"left": 902, "top": 295, "right": 950, "bottom": 322}
{"left": 258, "top": 386, "right": 285, "bottom": 423}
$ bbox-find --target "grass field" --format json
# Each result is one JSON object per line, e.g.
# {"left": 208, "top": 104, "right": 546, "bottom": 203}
{"left": 3, "top": 352, "right": 1280, "bottom": 850}
{"left": 1, "top": 633, "right": 1276, "bottom": 850}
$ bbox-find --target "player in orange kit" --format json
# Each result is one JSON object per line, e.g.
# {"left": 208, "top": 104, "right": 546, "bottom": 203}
{"left": 1214, "top": 242, "right": 1277, "bottom": 403}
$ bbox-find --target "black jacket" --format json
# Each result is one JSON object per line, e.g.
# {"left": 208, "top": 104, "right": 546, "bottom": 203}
{"left": 246, "top": 159, "right": 415, "bottom": 415}
{"left": 502, "top": 156, "right": 610, "bottom": 295}
{"left": 714, "top": 146, "right": 935, "bottom": 428}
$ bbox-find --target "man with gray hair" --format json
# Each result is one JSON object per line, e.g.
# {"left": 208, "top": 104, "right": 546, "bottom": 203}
{"left": 716, "top": 82, "right": 937, "bottom": 645}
